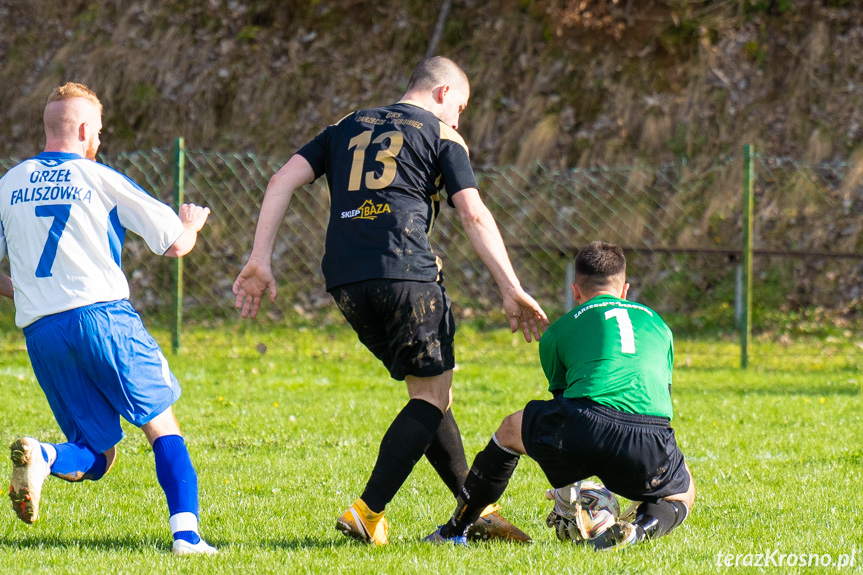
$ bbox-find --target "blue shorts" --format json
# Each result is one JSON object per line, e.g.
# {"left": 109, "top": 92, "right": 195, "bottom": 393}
{"left": 23, "top": 299, "right": 181, "bottom": 453}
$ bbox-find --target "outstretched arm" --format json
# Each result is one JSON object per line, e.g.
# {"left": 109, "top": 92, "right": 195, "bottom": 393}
{"left": 452, "top": 188, "right": 549, "bottom": 341}
{"left": 233, "top": 154, "right": 316, "bottom": 319}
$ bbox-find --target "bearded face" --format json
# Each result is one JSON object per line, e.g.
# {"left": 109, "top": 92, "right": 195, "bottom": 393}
{"left": 81, "top": 106, "right": 102, "bottom": 160}
{"left": 84, "top": 134, "right": 99, "bottom": 160}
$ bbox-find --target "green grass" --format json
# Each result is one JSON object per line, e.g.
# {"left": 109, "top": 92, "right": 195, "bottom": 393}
{"left": 0, "top": 323, "right": 861, "bottom": 573}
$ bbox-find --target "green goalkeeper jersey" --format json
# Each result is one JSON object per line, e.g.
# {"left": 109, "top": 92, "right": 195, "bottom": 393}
{"left": 538, "top": 294, "right": 674, "bottom": 419}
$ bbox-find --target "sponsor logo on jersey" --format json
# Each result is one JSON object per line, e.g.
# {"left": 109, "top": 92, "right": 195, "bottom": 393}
{"left": 341, "top": 199, "right": 391, "bottom": 220}
{"left": 10, "top": 186, "right": 91, "bottom": 205}
{"left": 572, "top": 300, "right": 654, "bottom": 320}
{"left": 30, "top": 169, "right": 73, "bottom": 183}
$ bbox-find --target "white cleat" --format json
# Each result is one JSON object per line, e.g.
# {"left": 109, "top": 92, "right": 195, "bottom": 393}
{"left": 172, "top": 538, "right": 219, "bottom": 556}
{"left": 9, "top": 437, "right": 51, "bottom": 524}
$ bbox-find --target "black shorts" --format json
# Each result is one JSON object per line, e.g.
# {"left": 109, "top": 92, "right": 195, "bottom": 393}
{"left": 329, "top": 278, "right": 455, "bottom": 381}
{"left": 521, "top": 397, "right": 690, "bottom": 502}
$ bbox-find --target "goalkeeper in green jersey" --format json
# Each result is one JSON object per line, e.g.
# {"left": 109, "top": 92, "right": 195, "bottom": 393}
{"left": 426, "top": 241, "right": 694, "bottom": 549}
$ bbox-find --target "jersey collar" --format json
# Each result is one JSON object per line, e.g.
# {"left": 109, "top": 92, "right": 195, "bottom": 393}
{"left": 34, "top": 151, "right": 84, "bottom": 161}
{"left": 397, "top": 99, "right": 430, "bottom": 112}
{"left": 579, "top": 294, "right": 622, "bottom": 307}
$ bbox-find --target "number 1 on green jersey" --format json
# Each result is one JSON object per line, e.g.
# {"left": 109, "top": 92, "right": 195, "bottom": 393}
{"left": 604, "top": 307, "right": 635, "bottom": 354}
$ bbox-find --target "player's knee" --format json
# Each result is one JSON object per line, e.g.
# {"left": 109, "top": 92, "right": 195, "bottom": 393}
{"left": 405, "top": 374, "right": 452, "bottom": 414}
{"left": 494, "top": 412, "right": 525, "bottom": 453}
{"left": 499, "top": 412, "right": 518, "bottom": 434}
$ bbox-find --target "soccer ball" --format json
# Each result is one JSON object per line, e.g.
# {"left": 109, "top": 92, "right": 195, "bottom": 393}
{"left": 545, "top": 481, "right": 620, "bottom": 543}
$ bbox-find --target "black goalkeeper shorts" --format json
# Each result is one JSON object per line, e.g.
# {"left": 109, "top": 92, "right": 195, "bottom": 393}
{"left": 329, "top": 278, "right": 455, "bottom": 381}
{"left": 521, "top": 396, "right": 690, "bottom": 502}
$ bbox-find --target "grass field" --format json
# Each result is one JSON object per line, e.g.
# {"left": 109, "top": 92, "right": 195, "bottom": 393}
{"left": 0, "top": 321, "right": 860, "bottom": 574}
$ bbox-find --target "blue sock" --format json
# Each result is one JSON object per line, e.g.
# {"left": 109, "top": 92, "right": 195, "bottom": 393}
{"left": 153, "top": 435, "right": 201, "bottom": 545}
{"left": 46, "top": 442, "right": 107, "bottom": 482}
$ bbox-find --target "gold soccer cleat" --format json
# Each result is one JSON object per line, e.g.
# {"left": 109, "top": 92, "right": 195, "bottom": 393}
{"left": 336, "top": 497, "right": 389, "bottom": 545}
{"left": 466, "top": 503, "right": 532, "bottom": 543}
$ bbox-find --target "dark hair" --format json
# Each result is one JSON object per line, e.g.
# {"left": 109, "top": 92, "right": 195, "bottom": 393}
{"left": 575, "top": 241, "right": 626, "bottom": 291}
{"left": 406, "top": 56, "right": 469, "bottom": 92}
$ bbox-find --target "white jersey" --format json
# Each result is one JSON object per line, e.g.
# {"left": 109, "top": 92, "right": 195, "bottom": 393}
{"left": 0, "top": 151, "right": 185, "bottom": 327}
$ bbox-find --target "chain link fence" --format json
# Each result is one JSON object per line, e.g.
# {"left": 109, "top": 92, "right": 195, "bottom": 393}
{"left": 1, "top": 149, "right": 861, "bottom": 362}
{"left": 119, "top": 150, "right": 751, "bottom": 324}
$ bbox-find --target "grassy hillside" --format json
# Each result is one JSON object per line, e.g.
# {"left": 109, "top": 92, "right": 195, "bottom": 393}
{"left": 1, "top": 1, "right": 863, "bottom": 168}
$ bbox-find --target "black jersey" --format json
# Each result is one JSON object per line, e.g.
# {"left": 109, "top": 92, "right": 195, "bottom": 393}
{"left": 297, "top": 100, "right": 478, "bottom": 290}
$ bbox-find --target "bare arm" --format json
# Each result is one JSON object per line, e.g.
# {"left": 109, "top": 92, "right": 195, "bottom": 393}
{"left": 233, "top": 154, "right": 316, "bottom": 318}
{"left": 163, "top": 204, "right": 211, "bottom": 257}
{"left": 452, "top": 188, "right": 549, "bottom": 341}
{"left": 0, "top": 273, "right": 12, "bottom": 300}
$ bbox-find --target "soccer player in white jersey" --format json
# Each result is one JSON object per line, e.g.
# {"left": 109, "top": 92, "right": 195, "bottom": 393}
{"left": 0, "top": 82, "right": 217, "bottom": 556}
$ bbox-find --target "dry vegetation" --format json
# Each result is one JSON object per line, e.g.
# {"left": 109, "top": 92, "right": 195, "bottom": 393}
{"left": 0, "top": 0, "right": 861, "bottom": 169}
{"left": 0, "top": 1, "right": 860, "bottom": 323}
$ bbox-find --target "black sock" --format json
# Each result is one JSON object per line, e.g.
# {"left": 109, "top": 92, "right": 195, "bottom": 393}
{"left": 439, "top": 438, "right": 520, "bottom": 538}
{"left": 360, "top": 399, "right": 443, "bottom": 513}
{"left": 633, "top": 499, "right": 689, "bottom": 540}
{"left": 424, "top": 409, "right": 469, "bottom": 497}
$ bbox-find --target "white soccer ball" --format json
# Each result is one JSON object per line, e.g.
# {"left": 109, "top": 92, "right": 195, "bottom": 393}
{"left": 545, "top": 481, "right": 620, "bottom": 542}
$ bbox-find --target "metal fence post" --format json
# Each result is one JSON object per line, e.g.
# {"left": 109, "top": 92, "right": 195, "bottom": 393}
{"left": 734, "top": 262, "right": 743, "bottom": 328}
{"left": 564, "top": 258, "right": 575, "bottom": 311}
{"left": 741, "top": 144, "right": 754, "bottom": 368}
{"left": 172, "top": 137, "right": 185, "bottom": 354}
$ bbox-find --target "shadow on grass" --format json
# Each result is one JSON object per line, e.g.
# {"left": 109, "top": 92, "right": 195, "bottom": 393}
{"left": 0, "top": 532, "right": 173, "bottom": 553}
{"left": 260, "top": 535, "right": 370, "bottom": 550}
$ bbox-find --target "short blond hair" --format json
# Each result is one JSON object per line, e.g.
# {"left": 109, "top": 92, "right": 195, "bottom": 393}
{"left": 47, "top": 82, "right": 102, "bottom": 113}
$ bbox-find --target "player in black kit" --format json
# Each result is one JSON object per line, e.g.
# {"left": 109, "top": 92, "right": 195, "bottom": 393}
{"left": 234, "top": 56, "right": 548, "bottom": 544}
